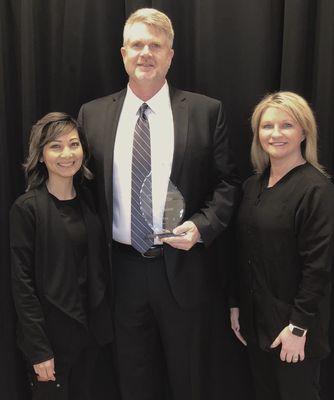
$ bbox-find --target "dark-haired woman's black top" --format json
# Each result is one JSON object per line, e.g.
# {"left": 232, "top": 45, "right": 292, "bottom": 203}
{"left": 10, "top": 184, "right": 113, "bottom": 365}
{"left": 236, "top": 163, "right": 334, "bottom": 358}
{"left": 50, "top": 194, "right": 88, "bottom": 325}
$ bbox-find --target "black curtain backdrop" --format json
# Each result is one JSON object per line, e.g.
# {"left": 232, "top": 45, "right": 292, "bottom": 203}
{"left": 1, "top": 1, "right": 334, "bottom": 399}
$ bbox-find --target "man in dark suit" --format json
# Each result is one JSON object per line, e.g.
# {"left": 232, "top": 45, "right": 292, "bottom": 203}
{"left": 78, "top": 8, "right": 239, "bottom": 400}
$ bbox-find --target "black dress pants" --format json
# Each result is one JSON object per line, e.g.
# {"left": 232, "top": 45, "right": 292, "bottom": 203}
{"left": 112, "top": 245, "right": 215, "bottom": 400}
{"left": 247, "top": 345, "right": 321, "bottom": 400}
{"left": 27, "top": 339, "right": 99, "bottom": 400}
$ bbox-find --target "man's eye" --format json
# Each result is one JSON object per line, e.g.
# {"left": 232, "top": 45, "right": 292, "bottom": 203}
{"left": 150, "top": 43, "right": 160, "bottom": 50}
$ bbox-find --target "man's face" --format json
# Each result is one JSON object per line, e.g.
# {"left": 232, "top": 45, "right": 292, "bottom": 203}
{"left": 121, "top": 22, "right": 174, "bottom": 88}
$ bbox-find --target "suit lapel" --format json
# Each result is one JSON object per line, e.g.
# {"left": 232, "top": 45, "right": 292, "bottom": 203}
{"left": 103, "top": 89, "right": 127, "bottom": 220}
{"left": 169, "top": 87, "right": 188, "bottom": 187}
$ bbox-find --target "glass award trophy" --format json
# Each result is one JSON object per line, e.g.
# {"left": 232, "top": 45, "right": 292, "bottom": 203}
{"left": 140, "top": 173, "right": 185, "bottom": 239}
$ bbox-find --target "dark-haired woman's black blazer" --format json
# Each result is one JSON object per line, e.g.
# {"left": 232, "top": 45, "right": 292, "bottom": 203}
{"left": 10, "top": 184, "right": 113, "bottom": 365}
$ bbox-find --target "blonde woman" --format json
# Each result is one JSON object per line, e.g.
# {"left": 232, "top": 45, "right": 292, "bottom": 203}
{"left": 230, "top": 92, "right": 334, "bottom": 400}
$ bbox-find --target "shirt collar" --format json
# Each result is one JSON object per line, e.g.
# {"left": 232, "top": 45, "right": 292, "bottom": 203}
{"left": 125, "top": 81, "right": 171, "bottom": 116}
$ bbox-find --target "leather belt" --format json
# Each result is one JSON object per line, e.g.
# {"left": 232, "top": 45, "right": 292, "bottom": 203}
{"left": 112, "top": 241, "right": 164, "bottom": 259}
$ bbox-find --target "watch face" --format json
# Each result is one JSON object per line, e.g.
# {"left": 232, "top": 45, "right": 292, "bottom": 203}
{"left": 292, "top": 327, "right": 305, "bottom": 337}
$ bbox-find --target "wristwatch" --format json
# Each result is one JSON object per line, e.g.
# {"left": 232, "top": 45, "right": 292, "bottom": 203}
{"left": 288, "top": 323, "right": 307, "bottom": 337}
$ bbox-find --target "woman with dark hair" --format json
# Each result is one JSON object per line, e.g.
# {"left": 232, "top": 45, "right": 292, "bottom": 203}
{"left": 230, "top": 92, "right": 334, "bottom": 400}
{"left": 10, "top": 112, "right": 113, "bottom": 399}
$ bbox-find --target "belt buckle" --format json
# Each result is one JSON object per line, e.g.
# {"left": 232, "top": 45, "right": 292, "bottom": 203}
{"left": 142, "top": 252, "right": 155, "bottom": 259}
{"left": 142, "top": 246, "right": 162, "bottom": 259}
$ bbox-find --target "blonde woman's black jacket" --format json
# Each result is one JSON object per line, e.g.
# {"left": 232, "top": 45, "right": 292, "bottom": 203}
{"left": 10, "top": 184, "right": 113, "bottom": 365}
{"left": 236, "top": 163, "right": 334, "bottom": 358}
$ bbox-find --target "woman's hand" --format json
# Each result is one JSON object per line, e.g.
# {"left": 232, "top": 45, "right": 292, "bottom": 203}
{"left": 270, "top": 326, "right": 306, "bottom": 362}
{"left": 230, "top": 307, "right": 247, "bottom": 346}
{"left": 33, "top": 358, "right": 56, "bottom": 381}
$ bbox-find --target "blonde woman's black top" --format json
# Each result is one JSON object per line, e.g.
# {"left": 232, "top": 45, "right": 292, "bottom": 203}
{"left": 236, "top": 163, "right": 334, "bottom": 358}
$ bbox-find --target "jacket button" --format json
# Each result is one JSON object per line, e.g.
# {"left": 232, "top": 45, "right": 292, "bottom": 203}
{"left": 56, "top": 383, "right": 61, "bottom": 388}
{"left": 248, "top": 259, "right": 251, "bottom": 265}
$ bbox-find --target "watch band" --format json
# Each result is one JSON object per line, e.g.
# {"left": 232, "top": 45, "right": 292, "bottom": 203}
{"left": 288, "top": 323, "right": 307, "bottom": 337}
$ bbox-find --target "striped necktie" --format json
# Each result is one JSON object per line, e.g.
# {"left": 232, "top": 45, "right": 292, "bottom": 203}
{"left": 131, "top": 103, "right": 154, "bottom": 253}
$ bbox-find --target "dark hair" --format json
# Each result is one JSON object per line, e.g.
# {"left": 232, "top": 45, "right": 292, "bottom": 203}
{"left": 24, "top": 112, "right": 93, "bottom": 190}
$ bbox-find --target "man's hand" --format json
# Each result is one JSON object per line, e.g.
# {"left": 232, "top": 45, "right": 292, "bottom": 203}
{"left": 161, "top": 221, "right": 200, "bottom": 250}
{"left": 271, "top": 326, "right": 306, "bottom": 363}
{"left": 33, "top": 358, "right": 56, "bottom": 381}
{"left": 230, "top": 307, "right": 247, "bottom": 346}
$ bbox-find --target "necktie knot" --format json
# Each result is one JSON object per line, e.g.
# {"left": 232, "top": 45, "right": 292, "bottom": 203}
{"left": 139, "top": 103, "right": 149, "bottom": 120}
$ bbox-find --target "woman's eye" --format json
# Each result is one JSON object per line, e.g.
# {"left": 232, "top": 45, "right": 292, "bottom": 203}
{"left": 262, "top": 124, "right": 273, "bottom": 129}
{"left": 282, "top": 123, "right": 293, "bottom": 128}
{"left": 50, "top": 144, "right": 61, "bottom": 149}
{"left": 71, "top": 142, "right": 80, "bottom": 148}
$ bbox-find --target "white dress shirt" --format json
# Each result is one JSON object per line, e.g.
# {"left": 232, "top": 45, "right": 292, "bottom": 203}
{"left": 112, "top": 82, "right": 174, "bottom": 244}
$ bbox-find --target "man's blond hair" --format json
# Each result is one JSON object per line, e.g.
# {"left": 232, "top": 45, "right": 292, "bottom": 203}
{"left": 123, "top": 8, "right": 174, "bottom": 47}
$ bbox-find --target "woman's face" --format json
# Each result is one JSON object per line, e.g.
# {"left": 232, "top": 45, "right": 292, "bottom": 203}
{"left": 259, "top": 107, "right": 305, "bottom": 162}
{"left": 41, "top": 129, "right": 83, "bottom": 182}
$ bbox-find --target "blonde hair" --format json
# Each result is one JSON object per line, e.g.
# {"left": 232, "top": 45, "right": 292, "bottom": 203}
{"left": 123, "top": 8, "right": 174, "bottom": 47}
{"left": 250, "top": 91, "right": 326, "bottom": 175}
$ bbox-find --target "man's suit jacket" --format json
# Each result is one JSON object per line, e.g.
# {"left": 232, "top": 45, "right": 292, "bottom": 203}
{"left": 10, "top": 185, "right": 113, "bottom": 364}
{"left": 78, "top": 86, "right": 239, "bottom": 309}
